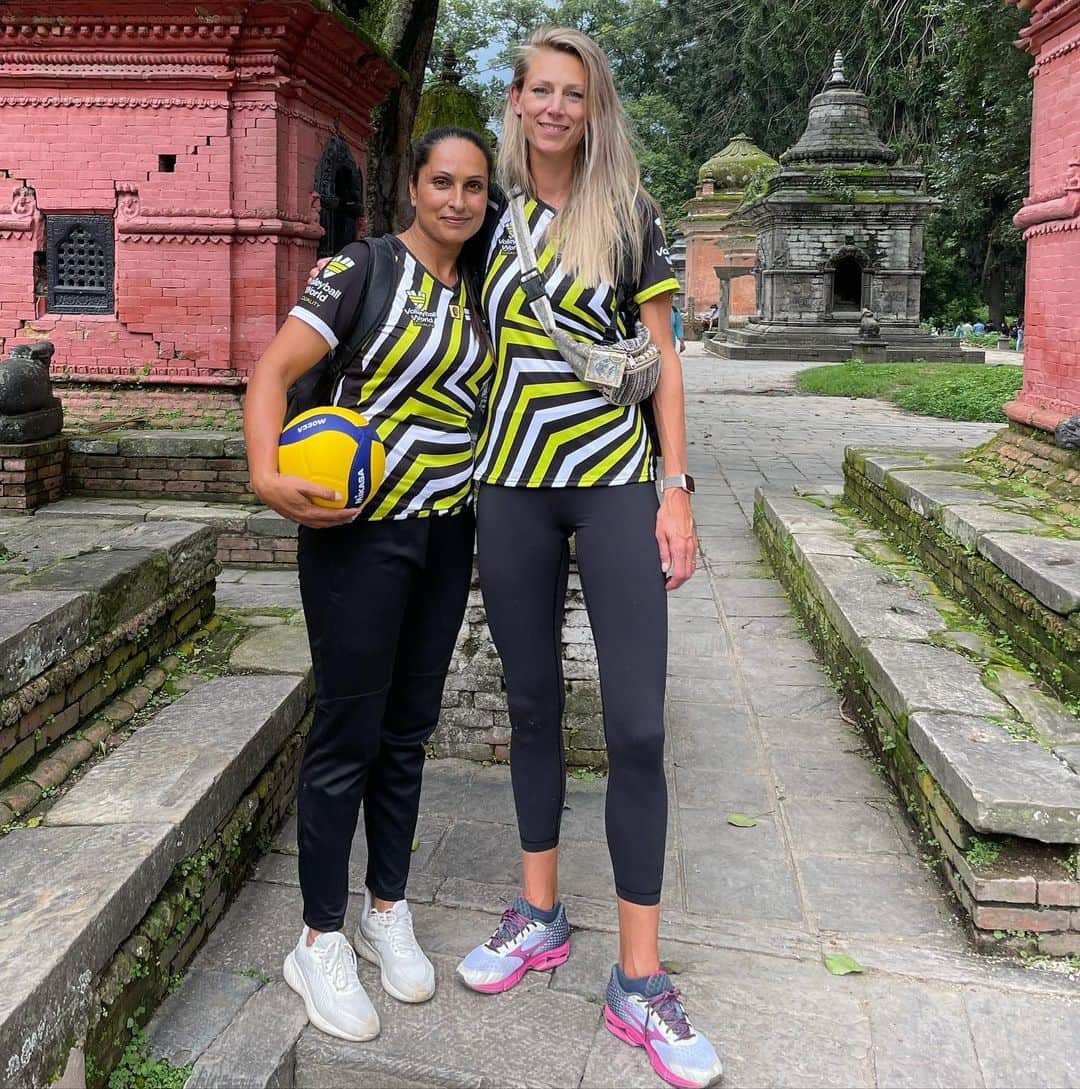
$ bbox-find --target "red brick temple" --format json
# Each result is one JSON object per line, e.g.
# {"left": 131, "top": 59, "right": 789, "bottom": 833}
{"left": 1005, "top": 0, "right": 1080, "bottom": 434}
{"left": 0, "top": 2, "right": 398, "bottom": 425}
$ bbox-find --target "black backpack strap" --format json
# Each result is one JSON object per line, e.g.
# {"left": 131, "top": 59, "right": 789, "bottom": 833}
{"left": 325, "top": 235, "right": 399, "bottom": 399}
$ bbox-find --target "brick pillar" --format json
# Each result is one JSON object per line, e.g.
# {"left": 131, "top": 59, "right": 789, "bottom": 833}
{"left": 1003, "top": 0, "right": 1080, "bottom": 432}
{"left": 0, "top": 437, "right": 67, "bottom": 511}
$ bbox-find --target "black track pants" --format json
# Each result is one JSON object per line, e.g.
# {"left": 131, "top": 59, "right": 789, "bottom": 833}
{"left": 476, "top": 482, "right": 668, "bottom": 906}
{"left": 296, "top": 509, "right": 474, "bottom": 931}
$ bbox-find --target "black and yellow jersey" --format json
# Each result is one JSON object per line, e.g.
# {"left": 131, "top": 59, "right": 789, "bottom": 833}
{"left": 289, "top": 236, "right": 492, "bottom": 520}
{"left": 475, "top": 193, "right": 679, "bottom": 488}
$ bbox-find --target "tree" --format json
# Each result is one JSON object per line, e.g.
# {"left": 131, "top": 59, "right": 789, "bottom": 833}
{"left": 365, "top": 0, "right": 443, "bottom": 233}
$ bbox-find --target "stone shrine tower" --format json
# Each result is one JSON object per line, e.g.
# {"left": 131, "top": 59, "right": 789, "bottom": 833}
{"left": 0, "top": 2, "right": 398, "bottom": 425}
{"left": 680, "top": 134, "right": 777, "bottom": 329}
{"left": 708, "top": 52, "right": 975, "bottom": 363}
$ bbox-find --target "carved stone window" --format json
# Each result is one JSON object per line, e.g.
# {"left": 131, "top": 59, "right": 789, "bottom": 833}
{"left": 315, "top": 137, "right": 363, "bottom": 258}
{"left": 46, "top": 215, "right": 114, "bottom": 314}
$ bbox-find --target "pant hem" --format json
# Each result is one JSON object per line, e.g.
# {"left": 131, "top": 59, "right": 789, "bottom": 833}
{"left": 520, "top": 838, "right": 560, "bottom": 852}
{"left": 303, "top": 914, "right": 346, "bottom": 933}
{"left": 615, "top": 885, "right": 661, "bottom": 907}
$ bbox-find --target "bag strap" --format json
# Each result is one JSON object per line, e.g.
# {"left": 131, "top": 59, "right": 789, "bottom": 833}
{"left": 328, "top": 235, "right": 399, "bottom": 398}
{"left": 508, "top": 190, "right": 562, "bottom": 340}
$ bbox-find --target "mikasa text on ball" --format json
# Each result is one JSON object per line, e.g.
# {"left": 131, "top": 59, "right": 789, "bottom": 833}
{"left": 278, "top": 406, "right": 385, "bottom": 510}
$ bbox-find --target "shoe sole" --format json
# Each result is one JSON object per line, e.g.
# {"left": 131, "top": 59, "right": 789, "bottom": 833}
{"left": 355, "top": 932, "right": 435, "bottom": 1004}
{"left": 457, "top": 939, "right": 571, "bottom": 994}
{"left": 604, "top": 1004, "right": 722, "bottom": 1089}
{"left": 283, "top": 951, "right": 380, "bottom": 1042}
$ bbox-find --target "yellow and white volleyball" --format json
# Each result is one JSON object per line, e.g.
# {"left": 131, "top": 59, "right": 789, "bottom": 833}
{"left": 278, "top": 406, "right": 385, "bottom": 510}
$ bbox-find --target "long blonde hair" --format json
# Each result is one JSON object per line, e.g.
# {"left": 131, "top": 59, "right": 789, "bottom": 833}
{"left": 499, "top": 27, "right": 647, "bottom": 288}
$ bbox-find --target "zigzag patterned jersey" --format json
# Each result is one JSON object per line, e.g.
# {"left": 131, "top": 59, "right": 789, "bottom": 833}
{"left": 475, "top": 193, "right": 680, "bottom": 489}
{"left": 289, "top": 236, "right": 492, "bottom": 520}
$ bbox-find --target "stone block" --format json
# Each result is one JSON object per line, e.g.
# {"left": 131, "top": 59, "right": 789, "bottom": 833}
{"left": 247, "top": 509, "right": 299, "bottom": 539}
{"left": 147, "top": 970, "right": 260, "bottom": 1067}
{"left": 47, "top": 675, "right": 307, "bottom": 858}
{"left": 0, "top": 590, "right": 90, "bottom": 698}
{"left": 229, "top": 625, "right": 312, "bottom": 677}
{"left": 1038, "top": 879, "right": 1080, "bottom": 907}
{"left": 15, "top": 548, "right": 170, "bottom": 637}
{"left": 118, "top": 431, "right": 226, "bottom": 458}
{"left": 977, "top": 532, "right": 1080, "bottom": 615}
{"left": 845, "top": 449, "right": 937, "bottom": 487}
{"left": 755, "top": 489, "right": 845, "bottom": 536}
{"left": 908, "top": 712, "right": 1080, "bottom": 843}
{"left": 110, "top": 521, "right": 217, "bottom": 586}
{"left": 0, "top": 824, "right": 178, "bottom": 1089}
{"left": 857, "top": 640, "right": 1007, "bottom": 722}
{"left": 986, "top": 668, "right": 1080, "bottom": 745}
{"left": 938, "top": 504, "right": 1042, "bottom": 552}
{"left": 185, "top": 982, "right": 307, "bottom": 1088}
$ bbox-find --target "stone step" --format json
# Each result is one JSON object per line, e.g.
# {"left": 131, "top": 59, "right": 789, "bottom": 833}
{"left": 847, "top": 449, "right": 1080, "bottom": 616}
{"left": 0, "top": 673, "right": 307, "bottom": 1089}
{"left": 755, "top": 488, "right": 1080, "bottom": 845}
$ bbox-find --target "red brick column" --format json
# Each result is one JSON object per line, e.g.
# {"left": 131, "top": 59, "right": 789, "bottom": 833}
{"left": 1004, "top": 0, "right": 1080, "bottom": 431}
{"left": 0, "top": 436, "right": 66, "bottom": 511}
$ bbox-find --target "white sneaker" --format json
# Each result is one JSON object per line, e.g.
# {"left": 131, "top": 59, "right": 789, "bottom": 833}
{"left": 355, "top": 888, "right": 436, "bottom": 1003}
{"left": 283, "top": 927, "right": 380, "bottom": 1041}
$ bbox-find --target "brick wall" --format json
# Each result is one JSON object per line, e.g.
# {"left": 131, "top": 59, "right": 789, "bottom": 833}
{"left": 1004, "top": 0, "right": 1080, "bottom": 425}
{"left": 0, "top": 575, "right": 215, "bottom": 799}
{"left": 0, "top": 437, "right": 65, "bottom": 511}
{"left": 0, "top": 3, "right": 398, "bottom": 383}
{"left": 54, "top": 380, "right": 245, "bottom": 431}
{"left": 67, "top": 448, "right": 252, "bottom": 504}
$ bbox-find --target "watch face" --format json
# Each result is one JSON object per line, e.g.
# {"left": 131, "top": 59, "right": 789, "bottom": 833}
{"left": 684, "top": 474, "right": 696, "bottom": 493}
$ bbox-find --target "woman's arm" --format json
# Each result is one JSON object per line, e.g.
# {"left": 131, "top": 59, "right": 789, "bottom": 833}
{"left": 243, "top": 317, "right": 360, "bottom": 529}
{"left": 638, "top": 293, "right": 696, "bottom": 591}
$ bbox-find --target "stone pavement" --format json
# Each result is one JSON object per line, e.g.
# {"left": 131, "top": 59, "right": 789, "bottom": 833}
{"left": 156, "top": 345, "right": 1080, "bottom": 1088}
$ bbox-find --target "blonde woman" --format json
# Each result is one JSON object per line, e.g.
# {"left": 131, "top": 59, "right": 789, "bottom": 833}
{"left": 455, "top": 28, "right": 722, "bottom": 1089}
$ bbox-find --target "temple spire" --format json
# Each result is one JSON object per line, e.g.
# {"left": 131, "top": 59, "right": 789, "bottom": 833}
{"left": 827, "top": 49, "right": 848, "bottom": 87}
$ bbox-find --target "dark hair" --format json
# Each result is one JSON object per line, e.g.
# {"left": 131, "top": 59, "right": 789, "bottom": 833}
{"left": 409, "top": 126, "right": 494, "bottom": 183}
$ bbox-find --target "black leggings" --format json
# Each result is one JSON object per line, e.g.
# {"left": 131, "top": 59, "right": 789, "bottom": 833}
{"left": 476, "top": 482, "right": 668, "bottom": 906}
{"left": 296, "top": 509, "right": 474, "bottom": 931}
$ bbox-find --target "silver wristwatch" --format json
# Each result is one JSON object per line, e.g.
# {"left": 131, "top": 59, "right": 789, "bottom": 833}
{"left": 661, "top": 473, "right": 695, "bottom": 494}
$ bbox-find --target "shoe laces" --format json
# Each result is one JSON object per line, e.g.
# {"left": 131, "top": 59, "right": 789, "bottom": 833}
{"left": 485, "top": 904, "right": 533, "bottom": 952}
{"left": 646, "top": 986, "right": 695, "bottom": 1042}
{"left": 315, "top": 933, "right": 362, "bottom": 994}
{"left": 374, "top": 905, "right": 421, "bottom": 959}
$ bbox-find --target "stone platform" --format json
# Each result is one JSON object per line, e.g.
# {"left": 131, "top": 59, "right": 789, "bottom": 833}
{"left": 705, "top": 326, "right": 984, "bottom": 364}
{"left": 136, "top": 352, "right": 1080, "bottom": 1089}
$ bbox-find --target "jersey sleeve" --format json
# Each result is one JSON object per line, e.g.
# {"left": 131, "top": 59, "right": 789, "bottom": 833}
{"left": 632, "top": 202, "right": 680, "bottom": 306}
{"left": 288, "top": 241, "right": 372, "bottom": 350}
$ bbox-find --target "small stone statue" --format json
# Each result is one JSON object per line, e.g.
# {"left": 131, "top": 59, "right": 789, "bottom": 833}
{"left": 859, "top": 308, "right": 881, "bottom": 338}
{"left": 1055, "top": 415, "right": 1080, "bottom": 450}
{"left": 0, "top": 340, "right": 64, "bottom": 443}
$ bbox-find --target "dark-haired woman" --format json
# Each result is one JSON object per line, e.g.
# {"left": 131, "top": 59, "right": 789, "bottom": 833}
{"left": 244, "top": 127, "right": 493, "bottom": 1042}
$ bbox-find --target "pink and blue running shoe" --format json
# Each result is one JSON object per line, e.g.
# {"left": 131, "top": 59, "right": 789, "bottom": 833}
{"left": 456, "top": 897, "right": 570, "bottom": 993}
{"left": 604, "top": 967, "right": 723, "bottom": 1088}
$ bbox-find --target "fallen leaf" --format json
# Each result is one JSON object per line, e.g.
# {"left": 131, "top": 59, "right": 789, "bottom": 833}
{"left": 661, "top": 960, "right": 686, "bottom": 975}
{"left": 727, "top": 813, "right": 758, "bottom": 827}
{"left": 824, "top": 953, "right": 863, "bottom": 976}
{"left": 411, "top": 835, "right": 420, "bottom": 852}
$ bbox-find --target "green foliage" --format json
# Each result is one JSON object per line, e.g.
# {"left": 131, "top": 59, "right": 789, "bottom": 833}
{"left": 108, "top": 1017, "right": 192, "bottom": 1089}
{"left": 795, "top": 362, "right": 1023, "bottom": 422}
{"left": 965, "top": 837, "right": 1001, "bottom": 868}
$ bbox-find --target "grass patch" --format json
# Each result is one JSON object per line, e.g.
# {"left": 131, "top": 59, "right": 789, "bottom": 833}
{"left": 795, "top": 361, "right": 1022, "bottom": 422}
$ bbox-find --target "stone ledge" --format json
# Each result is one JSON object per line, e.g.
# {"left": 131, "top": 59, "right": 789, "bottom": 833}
{"left": 0, "top": 671, "right": 309, "bottom": 1088}
{"left": 47, "top": 674, "right": 307, "bottom": 855}
{"left": 851, "top": 449, "right": 1079, "bottom": 619}
{"left": 755, "top": 493, "right": 1080, "bottom": 955}
{"left": 0, "top": 591, "right": 91, "bottom": 699}
{"left": 757, "top": 487, "right": 1080, "bottom": 844}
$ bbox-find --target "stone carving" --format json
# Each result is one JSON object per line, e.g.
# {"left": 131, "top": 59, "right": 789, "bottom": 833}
{"left": 1055, "top": 415, "right": 1080, "bottom": 450}
{"left": 116, "top": 187, "right": 140, "bottom": 220}
{"left": 11, "top": 186, "right": 36, "bottom": 217}
{"left": 859, "top": 308, "right": 881, "bottom": 338}
{"left": 0, "top": 341, "right": 64, "bottom": 443}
